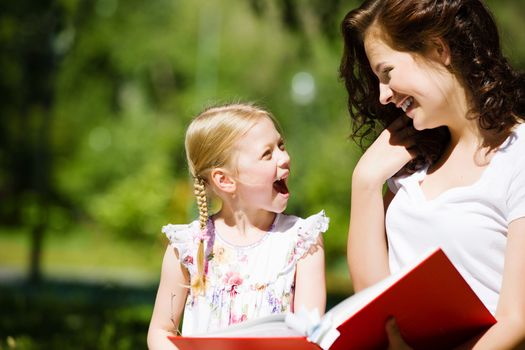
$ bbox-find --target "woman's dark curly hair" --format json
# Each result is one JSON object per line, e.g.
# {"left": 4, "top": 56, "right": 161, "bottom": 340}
{"left": 340, "top": 0, "right": 525, "bottom": 172}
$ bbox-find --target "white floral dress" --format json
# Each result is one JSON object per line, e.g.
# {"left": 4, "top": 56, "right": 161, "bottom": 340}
{"left": 162, "top": 210, "right": 329, "bottom": 335}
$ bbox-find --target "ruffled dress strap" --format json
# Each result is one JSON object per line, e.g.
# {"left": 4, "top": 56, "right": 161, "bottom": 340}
{"left": 294, "top": 210, "right": 329, "bottom": 260}
{"left": 162, "top": 221, "right": 200, "bottom": 270}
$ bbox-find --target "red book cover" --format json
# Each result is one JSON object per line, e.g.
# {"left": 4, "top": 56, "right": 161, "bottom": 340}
{"left": 168, "top": 248, "right": 496, "bottom": 350}
{"left": 329, "top": 248, "right": 496, "bottom": 349}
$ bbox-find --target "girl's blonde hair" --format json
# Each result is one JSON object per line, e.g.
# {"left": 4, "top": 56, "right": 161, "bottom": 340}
{"left": 184, "top": 103, "right": 281, "bottom": 294}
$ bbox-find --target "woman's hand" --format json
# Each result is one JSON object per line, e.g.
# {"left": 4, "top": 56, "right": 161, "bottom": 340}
{"left": 353, "top": 116, "right": 417, "bottom": 188}
{"left": 386, "top": 318, "right": 413, "bottom": 350}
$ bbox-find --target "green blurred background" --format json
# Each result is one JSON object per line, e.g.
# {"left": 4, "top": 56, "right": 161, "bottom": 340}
{"left": 1, "top": 0, "right": 523, "bottom": 348}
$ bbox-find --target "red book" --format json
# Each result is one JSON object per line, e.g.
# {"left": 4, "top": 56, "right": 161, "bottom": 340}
{"left": 169, "top": 248, "right": 496, "bottom": 350}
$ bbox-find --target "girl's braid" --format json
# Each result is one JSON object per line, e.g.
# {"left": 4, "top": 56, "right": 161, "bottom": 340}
{"left": 192, "top": 176, "right": 208, "bottom": 294}
{"left": 194, "top": 177, "right": 208, "bottom": 230}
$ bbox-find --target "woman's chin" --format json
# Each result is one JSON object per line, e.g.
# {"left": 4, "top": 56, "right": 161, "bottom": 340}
{"left": 411, "top": 116, "right": 427, "bottom": 131}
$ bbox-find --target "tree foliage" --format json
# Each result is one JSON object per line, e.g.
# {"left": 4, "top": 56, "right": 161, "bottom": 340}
{"left": 1, "top": 0, "right": 524, "bottom": 278}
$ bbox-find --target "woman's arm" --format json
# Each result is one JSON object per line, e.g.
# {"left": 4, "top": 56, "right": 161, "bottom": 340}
{"left": 470, "top": 217, "right": 525, "bottom": 349}
{"left": 347, "top": 172, "right": 391, "bottom": 291}
{"left": 147, "top": 246, "right": 190, "bottom": 350}
{"left": 294, "top": 235, "right": 326, "bottom": 314}
{"left": 348, "top": 117, "right": 416, "bottom": 291}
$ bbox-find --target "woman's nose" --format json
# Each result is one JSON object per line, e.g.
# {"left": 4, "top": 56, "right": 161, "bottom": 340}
{"left": 379, "top": 83, "right": 394, "bottom": 105}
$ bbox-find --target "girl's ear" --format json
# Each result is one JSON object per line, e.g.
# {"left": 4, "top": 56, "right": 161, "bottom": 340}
{"left": 431, "top": 37, "right": 451, "bottom": 66}
{"left": 210, "top": 168, "right": 236, "bottom": 194}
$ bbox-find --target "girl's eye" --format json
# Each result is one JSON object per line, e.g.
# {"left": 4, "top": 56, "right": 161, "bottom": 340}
{"left": 262, "top": 150, "right": 272, "bottom": 160}
{"left": 279, "top": 142, "right": 285, "bottom": 151}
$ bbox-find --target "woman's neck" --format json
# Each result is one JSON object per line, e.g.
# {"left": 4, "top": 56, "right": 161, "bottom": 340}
{"left": 438, "top": 117, "right": 498, "bottom": 171}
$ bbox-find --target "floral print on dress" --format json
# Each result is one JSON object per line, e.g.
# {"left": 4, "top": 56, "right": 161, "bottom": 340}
{"left": 223, "top": 271, "right": 243, "bottom": 296}
{"left": 162, "top": 210, "right": 329, "bottom": 336}
{"left": 182, "top": 255, "right": 193, "bottom": 266}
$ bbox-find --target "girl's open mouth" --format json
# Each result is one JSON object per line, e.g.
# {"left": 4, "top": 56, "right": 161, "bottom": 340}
{"left": 273, "top": 179, "right": 289, "bottom": 195}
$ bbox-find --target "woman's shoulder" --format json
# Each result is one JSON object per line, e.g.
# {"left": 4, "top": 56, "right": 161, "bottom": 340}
{"left": 505, "top": 122, "right": 525, "bottom": 142}
{"left": 497, "top": 123, "right": 525, "bottom": 160}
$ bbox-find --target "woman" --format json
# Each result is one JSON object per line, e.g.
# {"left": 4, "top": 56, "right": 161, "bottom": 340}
{"left": 340, "top": 0, "right": 525, "bottom": 348}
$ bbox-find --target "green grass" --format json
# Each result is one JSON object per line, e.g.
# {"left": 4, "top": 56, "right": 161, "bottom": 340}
{"left": 0, "top": 228, "right": 353, "bottom": 293}
{"left": 0, "top": 229, "right": 165, "bottom": 285}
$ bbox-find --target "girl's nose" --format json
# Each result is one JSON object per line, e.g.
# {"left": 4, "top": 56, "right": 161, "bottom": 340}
{"left": 379, "top": 83, "right": 394, "bottom": 105}
{"left": 277, "top": 150, "right": 290, "bottom": 168}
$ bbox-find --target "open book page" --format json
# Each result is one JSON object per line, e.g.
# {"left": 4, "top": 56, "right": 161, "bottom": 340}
{"left": 192, "top": 313, "right": 301, "bottom": 338}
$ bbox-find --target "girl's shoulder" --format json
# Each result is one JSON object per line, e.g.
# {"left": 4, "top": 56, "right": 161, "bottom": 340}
{"left": 162, "top": 220, "right": 200, "bottom": 244}
{"left": 275, "top": 210, "right": 329, "bottom": 257}
{"left": 275, "top": 210, "right": 329, "bottom": 235}
{"left": 161, "top": 221, "right": 202, "bottom": 265}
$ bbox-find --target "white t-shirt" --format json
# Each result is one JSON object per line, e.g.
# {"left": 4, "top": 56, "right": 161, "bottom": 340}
{"left": 386, "top": 123, "right": 525, "bottom": 314}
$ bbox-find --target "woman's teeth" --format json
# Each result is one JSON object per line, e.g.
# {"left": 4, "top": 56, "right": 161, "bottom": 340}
{"left": 401, "top": 97, "right": 413, "bottom": 112}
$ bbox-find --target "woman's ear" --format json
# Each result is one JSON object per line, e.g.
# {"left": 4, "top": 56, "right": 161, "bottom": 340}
{"left": 210, "top": 168, "right": 236, "bottom": 194}
{"left": 431, "top": 37, "right": 451, "bottom": 66}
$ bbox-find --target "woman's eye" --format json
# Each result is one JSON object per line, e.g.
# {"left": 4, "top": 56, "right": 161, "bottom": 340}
{"left": 279, "top": 142, "right": 285, "bottom": 151}
{"left": 382, "top": 67, "right": 393, "bottom": 80}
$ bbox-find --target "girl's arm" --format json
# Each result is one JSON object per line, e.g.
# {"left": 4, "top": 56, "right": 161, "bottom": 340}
{"left": 294, "top": 235, "right": 326, "bottom": 314}
{"left": 348, "top": 117, "right": 416, "bottom": 291}
{"left": 147, "top": 246, "right": 190, "bottom": 350}
{"left": 469, "top": 217, "right": 525, "bottom": 349}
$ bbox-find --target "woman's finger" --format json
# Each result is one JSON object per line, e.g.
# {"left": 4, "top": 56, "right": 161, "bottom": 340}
{"left": 389, "top": 124, "right": 417, "bottom": 146}
{"left": 387, "top": 116, "right": 412, "bottom": 133}
{"left": 386, "top": 318, "right": 412, "bottom": 350}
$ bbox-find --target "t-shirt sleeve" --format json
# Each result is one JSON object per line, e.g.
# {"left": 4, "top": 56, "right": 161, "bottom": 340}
{"left": 507, "top": 156, "right": 525, "bottom": 223}
{"left": 293, "top": 210, "right": 329, "bottom": 260}
{"left": 161, "top": 222, "right": 198, "bottom": 269}
{"left": 387, "top": 177, "right": 401, "bottom": 194}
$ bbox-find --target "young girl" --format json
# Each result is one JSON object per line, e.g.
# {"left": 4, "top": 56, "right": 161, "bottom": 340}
{"left": 340, "top": 0, "right": 525, "bottom": 348}
{"left": 147, "top": 103, "right": 328, "bottom": 349}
